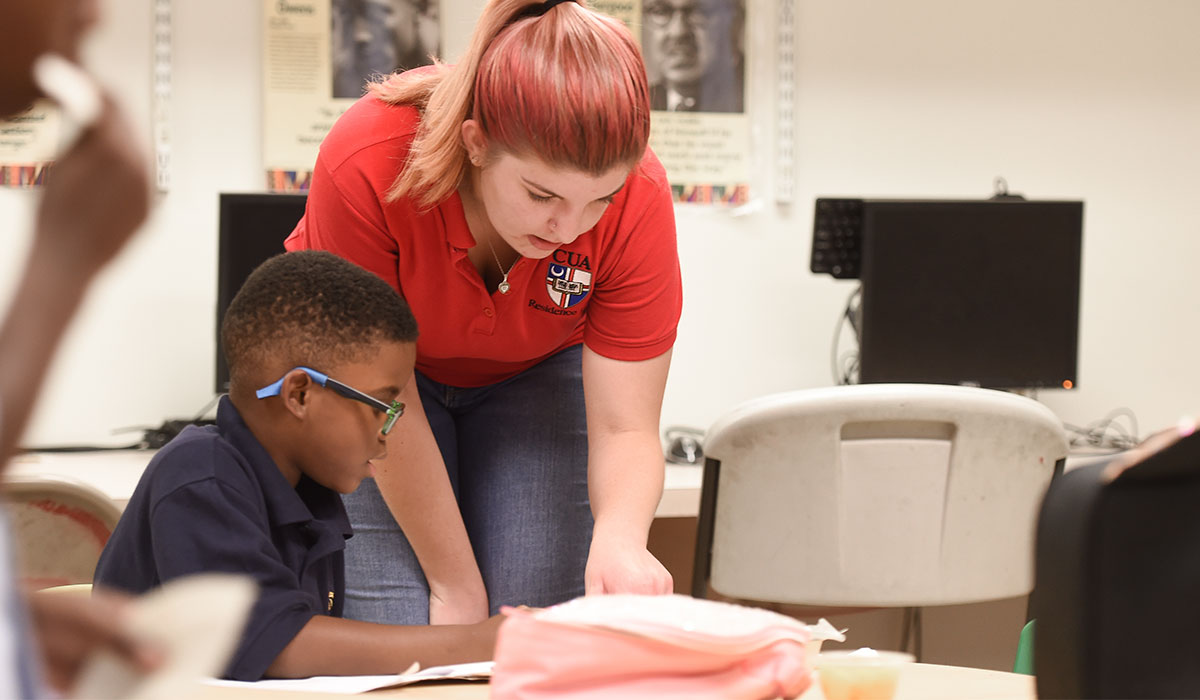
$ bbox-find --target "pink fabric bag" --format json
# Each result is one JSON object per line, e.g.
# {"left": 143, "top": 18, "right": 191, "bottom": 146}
{"left": 490, "top": 594, "right": 815, "bottom": 700}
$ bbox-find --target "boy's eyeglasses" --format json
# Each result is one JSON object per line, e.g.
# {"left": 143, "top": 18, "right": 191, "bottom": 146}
{"left": 255, "top": 366, "right": 405, "bottom": 436}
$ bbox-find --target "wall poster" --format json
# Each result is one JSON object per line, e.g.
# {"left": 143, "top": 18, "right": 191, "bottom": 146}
{"left": 264, "top": 0, "right": 746, "bottom": 203}
{"left": 594, "top": 0, "right": 750, "bottom": 205}
{"left": 0, "top": 103, "right": 61, "bottom": 188}
{"left": 263, "top": 0, "right": 441, "bottom": 191}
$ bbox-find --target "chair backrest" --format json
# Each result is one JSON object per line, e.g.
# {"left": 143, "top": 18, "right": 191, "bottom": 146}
{"left": 693, "top": 384, "right": 1068, "bottom": 608}
{"left": 2, "top": 474, "right": 122, "bottom": 589}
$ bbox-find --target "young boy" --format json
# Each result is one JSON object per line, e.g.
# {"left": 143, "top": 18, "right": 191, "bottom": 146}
{"left": 94, "top": 250, "right": 500, "bottom": 681}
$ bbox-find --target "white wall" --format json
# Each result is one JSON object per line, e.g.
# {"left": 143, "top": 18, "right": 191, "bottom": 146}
{"left": 670, "top": 0, "right": 1200, "bottom": 441}
{"left": 1, "top": 0, "right": 1197, "bottom": 447}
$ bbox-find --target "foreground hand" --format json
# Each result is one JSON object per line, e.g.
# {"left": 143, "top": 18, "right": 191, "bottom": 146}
{"left": 34, "top": 91, "right": 149, "bottom": 278}
{"left": 584, "top": 535, "right": 673, "bottom": 596}
{"left": 467, "top": 613, "right": 508, "bottom": 661}
{"left": 1103, "top": 415, "right": 1200, "bottom": 481}
{"left": 27, "top": 587, "right": 163, "bottom": 693}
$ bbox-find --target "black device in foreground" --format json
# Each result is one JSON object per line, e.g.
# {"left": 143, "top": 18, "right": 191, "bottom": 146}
{"left": 215, "top": 192, "right": 308, "bottom": 394}
{"left": 1034, "top": 429, "right": 1200, "bottom": 698}
{"left": 813, "top": 197, "right": 1083, "bottom": 391}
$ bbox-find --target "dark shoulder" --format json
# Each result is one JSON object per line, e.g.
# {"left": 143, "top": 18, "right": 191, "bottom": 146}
{"left": 141, "top": 426, "right": 262, "bottom": 507}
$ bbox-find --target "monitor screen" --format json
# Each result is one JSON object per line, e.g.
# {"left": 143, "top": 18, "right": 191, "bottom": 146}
{"left": 215, "top": 192, "right": 308, "bottom": 394}
{"left": 857, "top": 200, "right": 1083, "bottom": 390}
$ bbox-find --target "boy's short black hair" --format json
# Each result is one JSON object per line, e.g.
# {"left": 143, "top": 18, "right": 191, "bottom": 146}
{"left": 221, "top": 250, "right": 417, "bottom": 392}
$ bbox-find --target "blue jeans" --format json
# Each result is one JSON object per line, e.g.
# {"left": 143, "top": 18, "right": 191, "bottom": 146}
{"left": 341, "top": 345, "right": 592, "bottom": 624}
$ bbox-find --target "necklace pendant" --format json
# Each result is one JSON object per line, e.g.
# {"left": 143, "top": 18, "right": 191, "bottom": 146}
{"left": 498, "top": 280, "right": 511, "bottom": 294}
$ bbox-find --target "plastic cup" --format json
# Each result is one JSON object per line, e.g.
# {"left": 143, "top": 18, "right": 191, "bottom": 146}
{"left": 815, "top": 649, "right": 915, "bottom": 700}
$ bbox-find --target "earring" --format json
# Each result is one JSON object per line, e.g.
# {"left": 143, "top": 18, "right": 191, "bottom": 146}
{"left": 470, "top": 155, "right": 481, "bottom": 166}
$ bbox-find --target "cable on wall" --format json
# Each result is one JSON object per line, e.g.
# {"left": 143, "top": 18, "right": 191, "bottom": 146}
{"left": 830, "top": 284, "right": 861, "bottom": 385}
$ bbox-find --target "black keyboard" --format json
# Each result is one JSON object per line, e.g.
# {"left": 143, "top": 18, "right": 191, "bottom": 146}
{"left": 810, "top": 198, "right": 864, "bottom": 279}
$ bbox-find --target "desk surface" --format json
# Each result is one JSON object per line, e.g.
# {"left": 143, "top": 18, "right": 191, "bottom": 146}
{"left": 6, "top": 450, "right": 704, "bottom": 519}
{"left": 197, "top": 663, "right": 1035, "bottom": 699}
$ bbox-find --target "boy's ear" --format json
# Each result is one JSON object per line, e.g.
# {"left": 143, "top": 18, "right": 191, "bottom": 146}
{"left": 279, "top": 369, "right": 313, "bottom": 419}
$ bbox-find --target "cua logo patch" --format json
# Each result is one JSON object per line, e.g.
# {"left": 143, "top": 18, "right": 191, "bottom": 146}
{"left": 545, "top": 263, "right": 592, "bottom": 308}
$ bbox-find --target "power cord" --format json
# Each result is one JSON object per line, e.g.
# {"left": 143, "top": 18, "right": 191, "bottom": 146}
{"left": 1064, "top": 407, "right": 1140, "bottom": 452}
{"left": 124, "top": 394, "right": 221, "bottom": 448}
{"left": 830, "top": 284, "right": 861, "bottom": 385}
{"left": 135, "top": 417, "right": 217, "bottom": 449}
{"left": 22, "top": 394, "right": 223, "bottom": 452}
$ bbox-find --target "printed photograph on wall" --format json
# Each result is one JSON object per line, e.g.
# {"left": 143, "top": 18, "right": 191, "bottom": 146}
{"left": 642, "top": 0, "right": 744, "bottom": 114}
{"left": 264, "top": 0, "right": 441, "bottom": 191}
{"left": 331, "top": 0, "right": 440, "bottom": 99}
{"left": 593, "top": 0, "right": 750, "bottom": 206}
{"left": 0, "top": 103, "right": 62, "bottom": 188}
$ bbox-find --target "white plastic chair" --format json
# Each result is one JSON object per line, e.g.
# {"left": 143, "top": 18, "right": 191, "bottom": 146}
{"left": 3, "top": 474, "right": 122, "bottom": 589}
{"left": 691, "top": 384, "right": 1068, "bottom": 608}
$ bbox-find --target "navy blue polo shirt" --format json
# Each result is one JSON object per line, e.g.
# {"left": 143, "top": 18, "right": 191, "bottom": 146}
{"left": 94, "top": 396, "right": 352, "bottom": 680}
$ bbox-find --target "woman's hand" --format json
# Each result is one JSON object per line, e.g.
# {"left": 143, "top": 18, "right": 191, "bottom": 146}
{"left": 584, "top": 531, "right": 673, "bottom": 596}
{"left": 429, "top": 583, "right": 490, "bottom": 625}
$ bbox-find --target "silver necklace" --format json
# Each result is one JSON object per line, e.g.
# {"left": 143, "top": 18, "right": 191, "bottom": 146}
{"left": 486, "top": 238, "right": 518, "bottom": 294}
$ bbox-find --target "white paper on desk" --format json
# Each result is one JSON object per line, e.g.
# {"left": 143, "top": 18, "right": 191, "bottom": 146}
{"left": 205, "top": 661, "right": 494, "bottom": 694}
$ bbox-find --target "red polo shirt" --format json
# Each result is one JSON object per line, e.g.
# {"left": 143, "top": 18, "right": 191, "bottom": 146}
{"left": 285, "top": 95, "right": 682, "bottom": 388}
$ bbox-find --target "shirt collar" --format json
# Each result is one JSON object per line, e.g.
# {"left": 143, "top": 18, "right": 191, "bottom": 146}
{"left": 442, "top": 191, "right": 478, "bottom": 250}
{"left": 216, "top": 396, "right": 352, "bottom": 537}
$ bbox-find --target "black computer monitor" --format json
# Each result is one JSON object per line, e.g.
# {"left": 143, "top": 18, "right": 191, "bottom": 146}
{"left": 215, "top": 192, "right": 308, "bottom": 394}
{"left": 854, "top": 199, "right": 1083, "bottom": 390}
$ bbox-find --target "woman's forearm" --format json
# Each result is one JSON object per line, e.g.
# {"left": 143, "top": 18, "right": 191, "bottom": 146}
{"left": 372, "top": 375, "right": 488, "bottom": 621}
{"left": 588, "top": 430, "right": 665, "bottom": 544}
{"left": 580, "top": 347, "right": 674, "bottom": 595}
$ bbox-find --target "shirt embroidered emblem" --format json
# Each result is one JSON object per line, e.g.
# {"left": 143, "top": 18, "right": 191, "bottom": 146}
{"left": 545, "top": 263, "right": 592, "bottom": 308}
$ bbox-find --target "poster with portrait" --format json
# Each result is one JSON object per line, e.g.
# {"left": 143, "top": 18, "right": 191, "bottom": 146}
{"left": 263, "top": 0, "right": 441, "bottom": 191}
{"left": 0, "top": 103, "right": 62, "bottom": 187}
{"left": 594, "top": 0, "right": 750, "bottom": 205}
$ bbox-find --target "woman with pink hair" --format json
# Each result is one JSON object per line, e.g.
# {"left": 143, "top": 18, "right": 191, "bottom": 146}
{"left": 288, "top": 0, "right": 681, "bottom": 625}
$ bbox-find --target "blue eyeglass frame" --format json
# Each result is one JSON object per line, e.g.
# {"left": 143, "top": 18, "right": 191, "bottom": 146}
{"left": 255, "top": 366, "right": 405, "bottom": 436}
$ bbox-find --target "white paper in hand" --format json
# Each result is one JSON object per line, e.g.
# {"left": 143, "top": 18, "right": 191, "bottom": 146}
{"left": 31, "top": 53, "right": 102, "bottom": 152}
{"left": 32, "top": 54, "right": 101, "bottom": 126}
{"left": 73, "top": 573, "right": 257, "bottom": 699}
